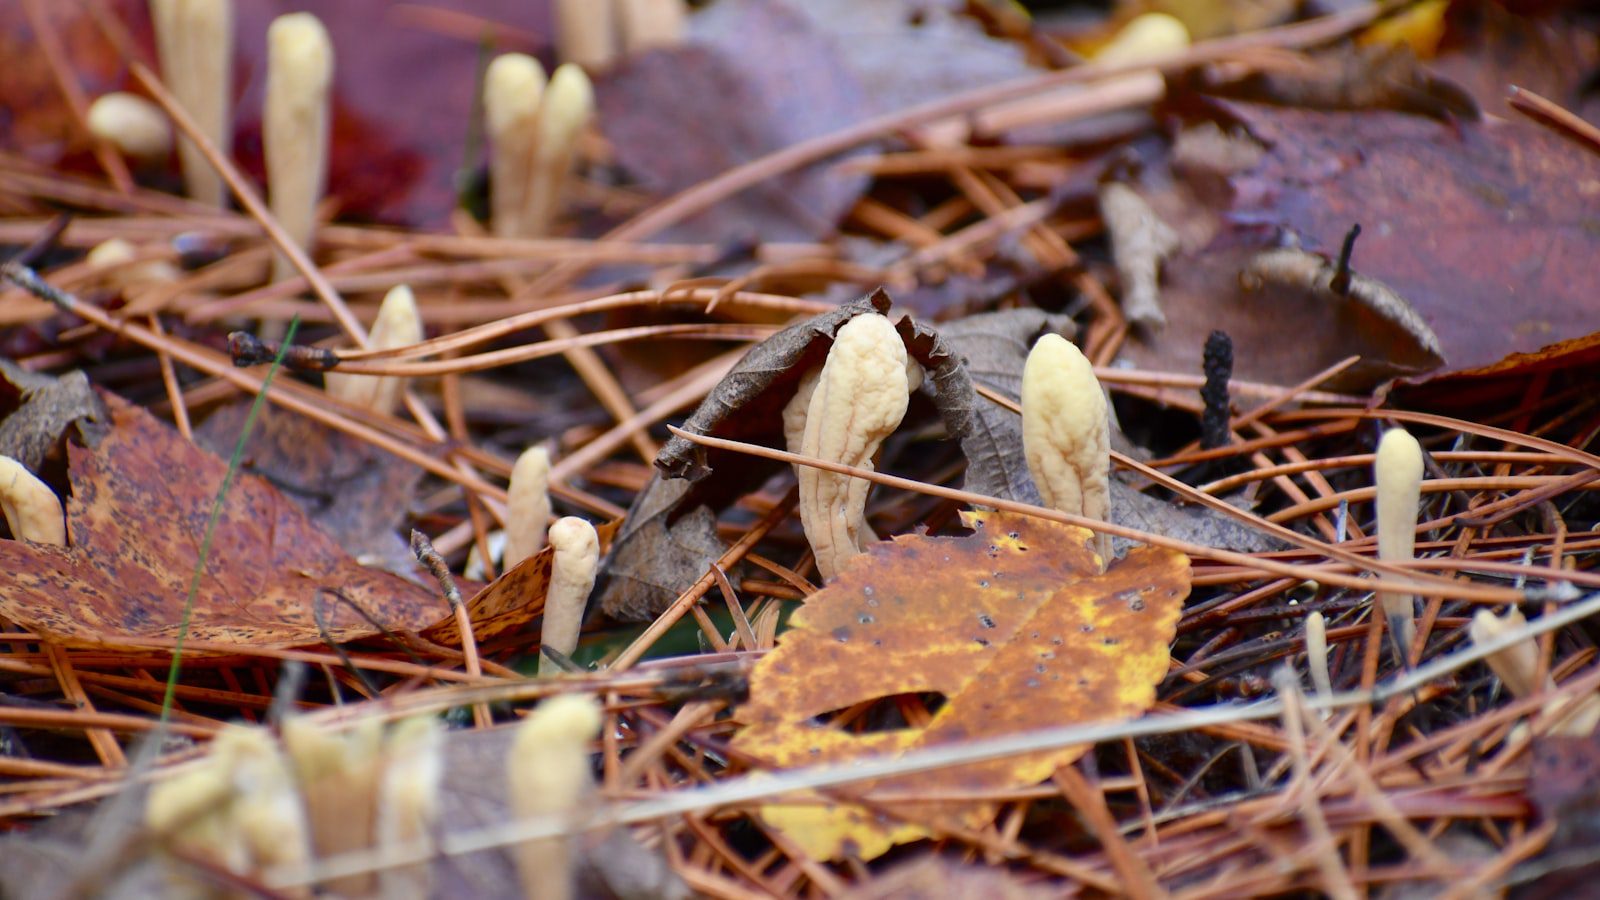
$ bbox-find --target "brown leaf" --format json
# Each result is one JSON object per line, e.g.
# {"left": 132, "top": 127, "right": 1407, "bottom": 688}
{"left": 0, "top": 395, "right": 440, "bottom": 649}
{"left": 0, "top": 358, "right": 107, "bottom": 475}
{"left": 194, "top": 403, "right": 423, "bottom": 578}
{"left": 732, "top": 509, "right": 1189, "bottom": 860}
{"left": 596, "top": 0, "right": 1037, "bottom": 244}
{"left": 1119, "top": 97, "right": 1600, "bottom": 385}
{"left": 424, "top": 518, "right": 620, "bottom": 647}
{"left": 595, "top": 0, "right": 873, "bottom": 244}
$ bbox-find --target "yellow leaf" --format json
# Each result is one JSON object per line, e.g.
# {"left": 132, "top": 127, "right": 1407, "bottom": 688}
{"left": 732, "top": 510, "right": 1189, "bottom": 860}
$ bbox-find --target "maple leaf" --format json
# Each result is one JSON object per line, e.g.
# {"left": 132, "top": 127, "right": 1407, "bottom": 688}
{"left": 0, "top": 395, "right": 442, "bottom": 649}
{"left": 731, "top": 510, "right": 1189, "bottom": 861}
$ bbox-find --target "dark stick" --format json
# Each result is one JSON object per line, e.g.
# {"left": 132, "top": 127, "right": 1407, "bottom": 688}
{"left": 1200, "top": 330, "right": 1233, "bottom": 450}
{"left": 1330, "top": 223, "right": 1362, "bottom": 296}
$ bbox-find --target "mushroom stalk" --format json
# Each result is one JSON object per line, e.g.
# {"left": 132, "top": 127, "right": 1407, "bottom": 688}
{"left": 149, "top": 0, "right": 232, "bottom": 206}
{"left": 87, "top": 92, "right": 173, "bottom": 163}
{"left": 618, "top": 0, "right": 688, "bottom": 52}
{"left": 509, "top": 694, "right": 603, "bottom": 900}
{"left": 523, "top": 64, "right": 594, "bottom": 238}
{"left": 264, "top": 12, "right": 333, "bottom": 283}
{"left": 555, "top": 0, "right": 617, "bottom": 69}
{"left": 376, "top": 717, "right": 445, "bottom": 899}
{"left": 324, "top": 284, "right": 422, "bottom": 416}
{"left": 1305, "top": 611, "right": 1332, "bottom": 700}
{"left": 282, "top": 717, "right": 382, "bottom": 896}
{"left": 485, "top": 53, "right": 547, "bottom": 239}
{"left": 212, "top": 725, "right": 312, "bottom": 895}
{"left": 1021, "top": 333, "right": 1111, "bottom": 563}
{"left": 0, "top": 456, "right": 65, "bottom": 546}
{"left": 541, "top": 517, "right": 600, "bottom": 675}
{"left": 504, "top": 446, "right": 553, "bottom": 570}
{"left": 796, "top": 313, "right": 911, "bottom": 580}
{"left": 1374, "top": 427, "right": 1422, "bottom": 660}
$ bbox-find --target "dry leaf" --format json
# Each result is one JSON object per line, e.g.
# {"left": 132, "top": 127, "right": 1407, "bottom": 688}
{"left": 731, "top": 509, "right": 1189, "bottom": 860}
{"left": 0, "top": 358, "right": 107, "bottom": 475}
{"left": 195, "top": 403, "right": 423, "bottom": 578}
{"left": 596, "top": 0, "right": 872, "bottom": 244}
{"left": 423, "top": 519, "right": 619, "bottom": 647}
{"left": 0, "top": 395, "right": 440, "bottom": 649}
{"left": 1120, "top": 98, "right": 1600, "bottom": 386}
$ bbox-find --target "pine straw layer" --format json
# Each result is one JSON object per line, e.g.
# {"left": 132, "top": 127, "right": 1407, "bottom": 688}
{"left": 2, "top": 6, "right": 1599, "bottom": 896}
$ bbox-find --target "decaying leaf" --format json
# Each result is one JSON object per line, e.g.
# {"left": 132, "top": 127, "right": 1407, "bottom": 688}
{"left": 1118, "top": 97, "right": 1600, "bottom": 386}
{"left": 0, "top": 358, "right": 107, "bottom": 474}
{"left": 422, "top": 518, "right": 619, "bottom": 647}
{"left": 0, "top": 395, "right": 442, "bottom": 648}
{"left": 195, "top": 403, "right": 423, "bottom": 578}
{"left": 732, "top": 509, "right": 1189, "bottom": 860}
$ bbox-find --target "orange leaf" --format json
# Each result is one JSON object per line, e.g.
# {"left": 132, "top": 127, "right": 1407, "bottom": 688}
{"left": 0, "top": 397, "right": 434, "bottom": 649}
{"left": 732, "top": 510, "right": 1189, "bottom": 860}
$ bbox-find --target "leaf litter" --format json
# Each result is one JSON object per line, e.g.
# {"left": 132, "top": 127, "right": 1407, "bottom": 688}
{"left": 1, "top": 0, "right": 1599, "bottom": 895}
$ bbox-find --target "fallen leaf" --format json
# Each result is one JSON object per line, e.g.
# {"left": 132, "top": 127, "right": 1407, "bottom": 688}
{"left": 194, "top": 403, "right": 423, "bottom": 578}
{"left": 0, "top": 395, "right": 441, "bottom": 649}
{"left": 596, "top": 0, "right": 872, "bottom": 244}
{"left": 423, "top": 518, "right": 619, "bottom": 647}
{"left": 1118, "top": 97, "right": 1600, "bottom": 385}
{"left": 597, "top": 0, "right": 1038, "bottom": 244}
{"left": 0, "top": 358, "right": 107, "bottom": 475}
{"left": 731, "top": 509, "right": 1189, "bottom": 861}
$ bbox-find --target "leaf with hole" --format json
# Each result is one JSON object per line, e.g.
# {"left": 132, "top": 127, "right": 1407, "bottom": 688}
{"left": 731, "top": 509, "right": 1189, "bottom": 860}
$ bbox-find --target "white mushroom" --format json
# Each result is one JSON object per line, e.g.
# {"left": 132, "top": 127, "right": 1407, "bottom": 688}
{"left": 86, "top": 92, "right": 173, "bottom": 163}
{"left": 1021, "top": 333, "right": 1111, "bottom": 562}
{"left": 323, "top": 284, "right": 423, "bottom": 416}
{"left": 541, "top": 516, "right": 600, "bottom": 675}
{"left": 484, "top": 53, "right": 547, "bottom": 240}
{"left": 1374, "top": 427, "right": 1422, "bottom": 659}
{"left": 0, "top": 456, "right": 64, "bottom": 546}
{"left": 376, "top": 716, "right": 445, "bottom": 899}
{"left": 149, "top": 0, "right": 232, "bottom": 206}
{"left": 264, "top": 12, "right": 332, "bottom": 283}
{"left": 282, "top": 716, "right": 382, "bottom": 896}
{"left": 508, "top": 693, "right": 603, "bottom": 900}
{"left": 504, "top": 445, "right": 553, "bottom": 570}
{"left": 523, "top": 64, "right": 594, "bottom": 238}
{"left": 796, "top": 313, "right": 911, "bottom": 580}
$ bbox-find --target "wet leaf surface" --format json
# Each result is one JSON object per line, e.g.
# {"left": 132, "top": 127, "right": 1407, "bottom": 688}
{"left": 732, "top": 509, "right": 1189, "bottom": 860}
